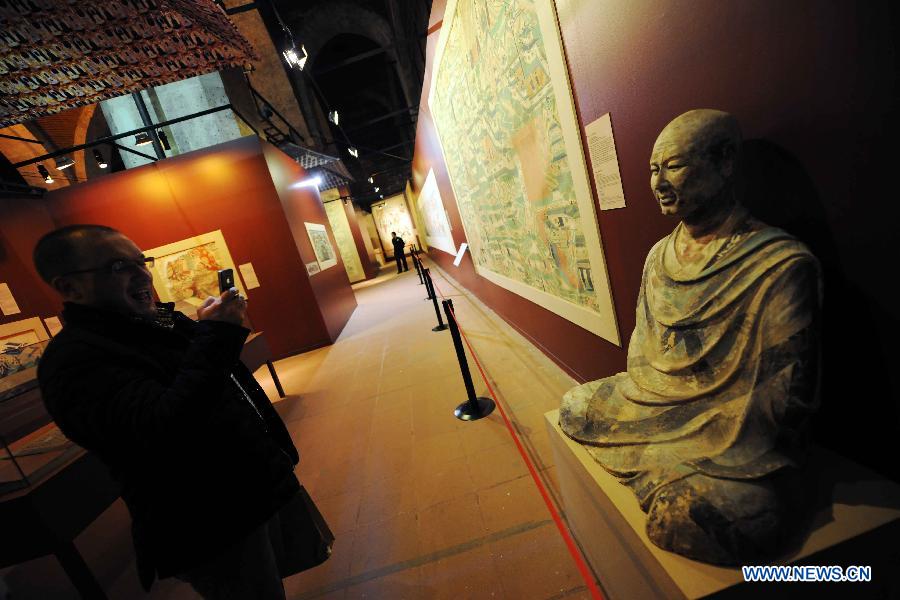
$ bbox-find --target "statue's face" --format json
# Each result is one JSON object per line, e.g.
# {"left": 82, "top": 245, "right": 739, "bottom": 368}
{"left": 649, "top": 128, "right": 728, "bottom": 221}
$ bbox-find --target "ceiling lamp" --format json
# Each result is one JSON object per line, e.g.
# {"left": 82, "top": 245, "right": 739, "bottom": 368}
{"left": 348, "top": 147, "right": 358, "bottom": 158}
{"left": 290, "top": 175, "right": 323, "bottom": 189}
{"left": 374, "top": 187, "right": 380, "bottom": 192}
{"left": 368, "top": 176, "right": 374, "bottom": 183}
{"left": 37, "top": 164, "right": 53, "bottom": 183}
{"left": 328, "top": 110, "right": 340, "bottom": 126}
{"left": 283, "top": 43, "right": 308, "bottom": 70}
{"left": 135, "top": 132, "right": 152, "bottom": 146}
{"left": 54, "top": 155, "right": 75, "bottom": 170}
{"left": 93, "top": 149, "right": 108, "bottom": 169}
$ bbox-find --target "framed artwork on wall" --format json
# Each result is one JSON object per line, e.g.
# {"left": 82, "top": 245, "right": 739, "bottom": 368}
{"left": 1, "top": 317, "right": 50, "bottom": 398}
{"left": 428, "top": 0, "right": 620, "bottom": 344}
{"left": 371, "top": 195, "right": 416, "bottom": 258}
{"left": 324, "top": 198, "right": 366, "bottom": 282}
{"left": 304, "top": 222, "right": 338, "bottom": 271}
{"left": 144, "top": 230, "right": 246, "bottom": 317}
{"left": 416, "top": 169, "right": 456, "bottom": 255}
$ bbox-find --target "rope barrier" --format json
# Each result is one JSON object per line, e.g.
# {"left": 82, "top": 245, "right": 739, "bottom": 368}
{"left": 420, "top": 255, "right": 605, "bottom": 600}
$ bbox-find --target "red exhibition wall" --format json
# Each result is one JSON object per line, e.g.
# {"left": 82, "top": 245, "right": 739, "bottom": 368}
{"left": 262, "top": 143, "right": 357, "bottom": 341}
{"left": 4, "top": 136, "right": 355, "bottom": 358}
{"left": 0, "top": 195, "right": 61, "bottom": 326}
{"left": 414, "top": 1, "right": 899, "bottom": 479}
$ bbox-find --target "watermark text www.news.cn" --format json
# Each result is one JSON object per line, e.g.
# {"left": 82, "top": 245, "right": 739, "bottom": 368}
{"left": 742, "top": 565, "right": 872, "bottom": 583}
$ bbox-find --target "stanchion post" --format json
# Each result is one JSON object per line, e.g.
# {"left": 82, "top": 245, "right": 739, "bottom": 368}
{"left": 424, "top": 269, "right": 448, "bottom": 331}
{"left": 413, "top": 251, "right": 424, "bottom": 284}
{"left": 442, "top": 299, "right": 495, "bottom": 421}
{"left": 424, "top": 267, "right": 435, "bottom": 300}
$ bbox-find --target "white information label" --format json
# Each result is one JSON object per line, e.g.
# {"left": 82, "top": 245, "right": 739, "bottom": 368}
{"left": 585, "top": 112, "right": 627, "bottom": 210}
{"left": 238, "top": 262, "right": 260, "bottom": 289}
{"left": 453, "top": 242, "right": 469, "bottom": 267}
{"left": 0, "top": 283, "right": 21, "bottom": 316}
{"left": 44, "top": 316, "right": 63, "bottom": 336}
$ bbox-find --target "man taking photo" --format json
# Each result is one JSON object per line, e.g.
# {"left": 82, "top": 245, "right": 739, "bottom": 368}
{"left": 33, "top": 224, "right": 302, "bottom": 598}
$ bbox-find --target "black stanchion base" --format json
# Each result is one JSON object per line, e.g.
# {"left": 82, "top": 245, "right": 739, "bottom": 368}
{"left": 432, "top": 324, "right": 449, "bottom": 332}
{"left": 454, "top": 397, "right": 496, "bottom": 421}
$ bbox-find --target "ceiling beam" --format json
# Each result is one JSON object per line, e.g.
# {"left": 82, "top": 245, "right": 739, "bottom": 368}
{"left": 344, "top": 106, "right": 418, "bottom": 134}
{"left": 312, "top": 33, "right": 429, "bottom": 76}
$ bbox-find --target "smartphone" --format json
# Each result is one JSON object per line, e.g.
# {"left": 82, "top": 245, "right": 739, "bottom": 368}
{"left": 218, "top": 268, "right": 235, "bottom": 294}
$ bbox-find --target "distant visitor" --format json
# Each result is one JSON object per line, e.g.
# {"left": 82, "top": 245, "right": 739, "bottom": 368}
{"left": 391, "top": 231, "right": 409, "bottom": 273}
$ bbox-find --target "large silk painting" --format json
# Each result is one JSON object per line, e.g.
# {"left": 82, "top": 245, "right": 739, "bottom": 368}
{"left": 429, "top": 0, "right": 619, "bottom": 343}
{"left": 372, "top": 195, "right": 416, "bottom": 258}
{"left": 324, "top": 193, "right": 366, "bottom": 283}
{"left": 417, "top": 169, "right": 456, "bottom": 255}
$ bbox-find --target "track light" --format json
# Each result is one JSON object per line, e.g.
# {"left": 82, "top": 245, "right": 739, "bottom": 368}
{"left": 368, "top": 176, "right": 374, "bottom": 183}
{"left": 135, "top": 132, "right": 152, "bottom": 146}
{"left": 54, "top": 155, "right": 75, "bottom": 170}
{"left": 157, "top": 130, "right": 171, "bottom": 151}
{"left": 374, "top": 187, "right": 380, "bottom": 192}
{"left": 93, "top": 149, "right": 108, "bottom": 169}
{"left": 290, "top": 176, "right": 322, "bottom": 189}
{"left": 37, "top": 164, "right": 53, "bottom": 183}
{"left": 348, "top": 147, "right": 358, "bottom": 158}
{"left": 328, "top": 110, "right": 339, "bottom": 126}
{"left": 283, "top": 43, "right": 308, "bottom": 70}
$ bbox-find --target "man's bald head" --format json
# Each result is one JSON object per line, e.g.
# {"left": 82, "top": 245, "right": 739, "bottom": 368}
{"left": 33, "top": 224, "right": 120, "bottom": 284}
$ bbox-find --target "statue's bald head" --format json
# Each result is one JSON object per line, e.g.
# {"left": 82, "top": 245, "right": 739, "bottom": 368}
{"left": 650, "top": 110, "right": 742, "bottom": 224}
{"left": 655, "top": 109, "right": 742, "bottom": 170}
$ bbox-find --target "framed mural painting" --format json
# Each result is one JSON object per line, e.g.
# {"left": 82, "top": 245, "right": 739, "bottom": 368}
{"left": 304, "top": 222, "right": 338, "bottom": 271}
{"left": 371, "top": 195, "right": 416, "bottom": 258}
{"left": 428, "top": 0, "right": 620, "bottom": 344}
{"left": 1, "top": 317, "right": 50, "bottom": 399}
{"left": 323, "top": 195, "right": 366, "bottom": 283}
{"left": 416, "top": 169, "right": 456, "bottom": 255}
{"left": 144, "top": 230, "right": 246, "bottom": 318}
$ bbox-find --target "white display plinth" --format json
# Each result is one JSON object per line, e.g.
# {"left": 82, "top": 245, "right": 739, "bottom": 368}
{"left": 545, "top": 409, "right": 900, "bottom": 599}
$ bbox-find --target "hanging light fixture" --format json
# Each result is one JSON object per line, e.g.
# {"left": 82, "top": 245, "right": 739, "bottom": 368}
{"left": 54, "top": 155, "right": 75, "bottom": 170}
{"left": 328, "top": 110, "right": 340, "bottom": 126}
{"left": 157, "top": 130, "right": 171, "bottom": 151}
{"left": 348, "top": 147, "right": 358, "bottom": 158}
{"left": 37, "top": 164, "right": 53, "bottom": 183}
{"left": 283, "top": 43, "right": 308, "bottom": 70}
{"left": 93, "top": 149, "right": 108, "bottom": 169}
{"left": 135, "top": 132, "right": 152, "bottom": 146}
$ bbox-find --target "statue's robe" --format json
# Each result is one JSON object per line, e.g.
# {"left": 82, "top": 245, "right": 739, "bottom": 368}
{"left": 560, "top": 210, "right": 820, "bottom": 512}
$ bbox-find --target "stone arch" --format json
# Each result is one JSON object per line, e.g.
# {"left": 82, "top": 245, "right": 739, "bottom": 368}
{"left": 280, "top": 1, "right": 417, "bottom": 151}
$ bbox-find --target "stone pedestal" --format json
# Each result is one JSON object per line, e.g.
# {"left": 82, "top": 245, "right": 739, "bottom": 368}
{"left": 545, "top": 409, "right": 900, "bottom": 599}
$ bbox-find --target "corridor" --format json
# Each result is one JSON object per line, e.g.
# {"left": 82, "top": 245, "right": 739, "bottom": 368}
{"left": 2, "top": 259, "right": 594, "bottom": 599}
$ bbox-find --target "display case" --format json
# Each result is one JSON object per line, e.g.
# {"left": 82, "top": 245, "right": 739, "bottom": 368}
{"left": 1, "top": 339, "right": 79, "bottom": 495}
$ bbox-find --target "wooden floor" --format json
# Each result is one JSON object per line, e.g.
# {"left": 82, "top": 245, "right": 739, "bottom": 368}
{"left": 1, "top": 259, "right": 597, "bottom": 599}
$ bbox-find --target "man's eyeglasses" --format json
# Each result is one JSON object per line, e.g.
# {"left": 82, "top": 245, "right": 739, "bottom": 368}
{"left": 61, "top": 257, "right": 155, "bottom": 277}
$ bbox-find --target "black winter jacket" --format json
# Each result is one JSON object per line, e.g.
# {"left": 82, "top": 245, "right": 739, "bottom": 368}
{"left": 37, "top": 303, "right": 300, "bottom": 590}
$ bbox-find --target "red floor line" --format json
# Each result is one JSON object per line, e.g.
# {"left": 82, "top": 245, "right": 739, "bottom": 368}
{"left": 427, "top": 270, "right": 605, "bottom": 600}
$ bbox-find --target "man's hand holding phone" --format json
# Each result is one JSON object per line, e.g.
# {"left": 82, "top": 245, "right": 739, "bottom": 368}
{"left": 197, "top": 287, "right": 247, "bottom": 325}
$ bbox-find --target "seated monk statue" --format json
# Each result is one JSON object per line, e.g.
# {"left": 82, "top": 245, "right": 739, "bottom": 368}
{"left": 560, "top": 109, "right": 821, "bottom": 565}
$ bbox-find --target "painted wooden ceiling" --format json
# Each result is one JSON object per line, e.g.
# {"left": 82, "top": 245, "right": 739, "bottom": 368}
{"left": 0, "top": 0, "right": 256, "bottom": 128}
